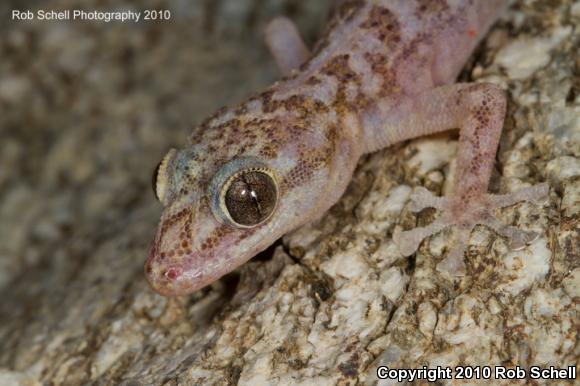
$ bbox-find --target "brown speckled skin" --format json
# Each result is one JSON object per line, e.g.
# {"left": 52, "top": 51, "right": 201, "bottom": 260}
{"left": 147, "top": 0, "right": 548, "bottom": 296}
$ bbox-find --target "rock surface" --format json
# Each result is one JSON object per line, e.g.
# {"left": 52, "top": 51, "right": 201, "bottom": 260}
{"left": 0, "top": 0, "right": 578, "bottom": 385}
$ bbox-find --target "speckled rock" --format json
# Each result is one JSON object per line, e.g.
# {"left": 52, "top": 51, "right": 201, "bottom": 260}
{"left": 0, "top": 0, "right": 577, "bottom": 385}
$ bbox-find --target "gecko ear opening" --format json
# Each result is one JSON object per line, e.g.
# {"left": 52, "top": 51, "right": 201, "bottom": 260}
{"left": 152, "top": 148, "right": 177, "bottom": 205}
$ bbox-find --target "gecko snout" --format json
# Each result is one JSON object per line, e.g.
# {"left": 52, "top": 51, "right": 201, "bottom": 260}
{"left": 144, "top": 204, "right": 208, "bottom": 296}
{"left": 145, "top": 240, "right": 210, "bottom": 296}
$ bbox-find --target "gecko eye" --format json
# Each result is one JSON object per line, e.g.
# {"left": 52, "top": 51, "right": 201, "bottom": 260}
{"left": 152, "top": 148, "right": 177, "bottom": 204}
{"left": 220, "top": 169, "right": 278, "bottom": 227}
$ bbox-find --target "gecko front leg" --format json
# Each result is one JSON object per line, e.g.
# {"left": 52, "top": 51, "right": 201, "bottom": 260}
{"left": 363, "top": 83, "right": 548, "bottom": 275}
{"left": 265, "top": 17, "right": 310, "bottom": 76}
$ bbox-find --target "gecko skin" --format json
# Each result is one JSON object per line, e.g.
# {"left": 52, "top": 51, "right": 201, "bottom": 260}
{"left": 148, "top": 0, "right": 548, "bottom": 296}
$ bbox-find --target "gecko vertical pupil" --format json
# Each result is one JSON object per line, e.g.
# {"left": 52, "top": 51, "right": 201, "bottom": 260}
{"left": 224, "top": 171, "right": 277, "bottom": 226}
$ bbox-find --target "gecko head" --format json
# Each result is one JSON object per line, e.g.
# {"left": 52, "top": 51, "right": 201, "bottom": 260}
{"left": 146, "top": 148, "right": 283, "bottom": 296}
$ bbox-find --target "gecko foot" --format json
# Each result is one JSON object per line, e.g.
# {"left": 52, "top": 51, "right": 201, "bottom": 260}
{"left": 394, "top": 183, "right": 549, "bottom": 276}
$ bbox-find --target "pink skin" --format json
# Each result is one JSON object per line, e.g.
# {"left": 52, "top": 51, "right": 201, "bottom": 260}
{"left": 265, "top": 17, "right": 310, "bottom": 76}
{"left": 147, "top": 0, "right": 548, "bottom": 296}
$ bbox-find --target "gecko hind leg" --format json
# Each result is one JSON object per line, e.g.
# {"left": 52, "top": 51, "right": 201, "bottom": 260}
{"left": 265, "top": 17, "right": 310, "bottom": 76}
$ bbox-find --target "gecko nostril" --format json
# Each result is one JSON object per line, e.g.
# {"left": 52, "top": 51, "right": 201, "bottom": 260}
{"left": 164, "top": 268, "right": 179, "bottom": 280}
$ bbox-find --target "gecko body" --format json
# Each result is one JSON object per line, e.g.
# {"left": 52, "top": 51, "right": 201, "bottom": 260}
{"left": 148, "top": 0, "right": 547, "bottom": 296}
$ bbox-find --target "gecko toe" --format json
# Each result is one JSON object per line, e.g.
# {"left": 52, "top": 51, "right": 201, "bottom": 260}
{"left": 487, "top": 183, "right": 549, "bottom": 208}
{"left": 394, "top": 217, "right": 449, "bottom": 257}
{"left": 508, "top": 229, "right": 539, "bottom": 250}
{"left": 436, "top": 254, "right": 466, "bottom": 276}
{"left": 408, "top": 186, "right": 446, "bottom": 212}
{"left": 393, "top": 227, "right": 424, "bottom": 256}
{"left": 479, "top": 212, "right": 541, "bottom": 250}
{"left": 436, "top": 228, "right": 468, "bottom": 276}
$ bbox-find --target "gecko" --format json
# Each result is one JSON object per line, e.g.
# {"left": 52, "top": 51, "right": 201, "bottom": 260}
{"left": 147, "top": 0, "right": 548, "bottom": 296}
